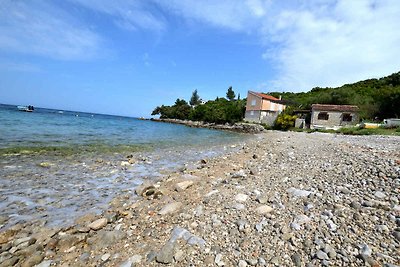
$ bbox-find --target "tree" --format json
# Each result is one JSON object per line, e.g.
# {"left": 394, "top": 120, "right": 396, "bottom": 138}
{"left": 189, "top": 89, "right": 201, "bottom": 106}
{"left": 226, "top": 86, "right": 235, "bottom": 101}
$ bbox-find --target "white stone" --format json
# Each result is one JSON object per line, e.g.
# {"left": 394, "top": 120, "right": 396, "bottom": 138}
{"left": 287, "top": 187, "right": 313, "bottom": 197}
{"left": 374, "top": 191, "right": 386, "bottom": 199}
{"left": 158, "top": 202, "right": 182, "bottom": 215}
{"left": 215, "top": 254, "right": 225, "bottom": 266}
{"left": 205, "top": 190, "right": 219, "bottom": 197}
{"left": 293, "top": 214, "right": 311, "bottom": 225}
{"left": 130, "top": 255, "right": 142, "bottom": 264}
{"left": 255, "top": 205, "right": 274, "bottom": 214}
{"left": 88, "top": 218, "right": 108, "bottom": 230}
{"left": 238, "top": 259, "right": 248, "bottom": 267}
{"left": 235, "top": 193, "right": 249, "bottom": 202}
{"left": 35, "top": 260, "right": 52, "bottom": 267}
{"left": 101, "top": 253, "right": 111, "bottom": 261}
{"left": 175, "top": 180, "right": 194, "bottom": 192}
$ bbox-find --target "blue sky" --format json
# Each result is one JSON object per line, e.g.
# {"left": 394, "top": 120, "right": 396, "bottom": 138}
{"left": 1, "top": 0, "right": 400, "bottom": 117}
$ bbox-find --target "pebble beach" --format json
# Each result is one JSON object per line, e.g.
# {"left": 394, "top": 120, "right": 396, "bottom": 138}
{"left": 1, "top": 131, "right": 400, "bottom": 267}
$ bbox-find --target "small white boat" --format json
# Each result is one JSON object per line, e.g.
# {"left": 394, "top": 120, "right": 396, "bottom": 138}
{"left": 17, "top": 105, "right": 34, "bottom": 112}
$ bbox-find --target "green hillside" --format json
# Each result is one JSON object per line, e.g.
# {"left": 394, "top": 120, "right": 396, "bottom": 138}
{"left": 269, "top": 71, "right": 400, "bottom": 120}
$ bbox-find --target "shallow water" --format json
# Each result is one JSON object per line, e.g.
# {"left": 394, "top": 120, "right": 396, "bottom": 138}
{"left": 0, "top": 104, "right": 250, "bottom": 230}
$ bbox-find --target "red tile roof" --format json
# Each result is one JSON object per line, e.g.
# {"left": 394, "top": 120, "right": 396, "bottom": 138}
{"left": 249, "top": 91, "right": 280, "bottom": 101}
{"left": 311, "top": 104, "right": 359, "bottom": 112}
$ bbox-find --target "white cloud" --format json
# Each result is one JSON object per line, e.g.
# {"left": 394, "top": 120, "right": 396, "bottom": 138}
{"left": 155, "top": 0, "right": 270, "bottom": 31}
{"left": 1, "top": 0, "right": 399, "bottom": 91}
{"left": 68, "top": 0, "right": 166, "bottom": 31}
{"left": 155, "top": 0, "right": 400, "bottom": 92}
{"left": 0, "top": 1, "right": 103, "bottom": 60}
{"left": 261, "top": 0, "right": 400, "bottom": 91}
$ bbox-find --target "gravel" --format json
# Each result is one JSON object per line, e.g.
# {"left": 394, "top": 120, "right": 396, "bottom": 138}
{"left": 0, "top": 131, "right": 399, "bottom": 266}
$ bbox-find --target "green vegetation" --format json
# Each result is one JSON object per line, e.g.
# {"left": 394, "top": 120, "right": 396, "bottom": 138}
{"left": 189, "top": 89, "right": 201, "bottom": 106}
{"left": 274, "top": 113, "right": 297, "bottom": 130}
{"left": 152, "top": 71, "right": 400, "bottom": 127}
{"left": 152, "top": 87, "right": 246, "bottom": 124}
{"left": 269, "top": 71, "right": 400, "bottom": 120}
{"left": 226, "top": 86, "right": 236, "bottom": 101}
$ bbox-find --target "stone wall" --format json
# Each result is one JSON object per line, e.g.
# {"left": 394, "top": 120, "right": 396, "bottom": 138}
{"left": 311, "top": 111, "right": 359, "bottom": 129}
{"left": 244, "top": 110, "right": 261, "bottom": 123}
{"left": 244, "top": 110, "right": 279, "bottom": 126}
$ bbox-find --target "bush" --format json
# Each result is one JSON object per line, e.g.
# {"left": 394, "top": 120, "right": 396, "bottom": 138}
{"left": 274, "top": 114, "right": 297, "bottom": 130}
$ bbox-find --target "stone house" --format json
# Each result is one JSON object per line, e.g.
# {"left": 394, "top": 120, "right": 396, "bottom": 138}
{"left": 310, "top": 104, "right": 359, "bottom": 129}
{"left": 244, "top": 91, "right": 286, "bottom": 126}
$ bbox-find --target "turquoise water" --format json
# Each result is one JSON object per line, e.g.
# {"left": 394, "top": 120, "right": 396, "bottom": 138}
{"left": 0, "top": 103, "right": 249, "bottom": 229}
{"left": 0, "top": 104, "right": 244, "bottom": 154}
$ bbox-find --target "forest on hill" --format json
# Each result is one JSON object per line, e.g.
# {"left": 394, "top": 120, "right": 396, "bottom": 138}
{"left": 269, "top": 71, "right": 400, "bottom": 120}
{"left": 152, "top": 71, "right": 400, "bottom": 124}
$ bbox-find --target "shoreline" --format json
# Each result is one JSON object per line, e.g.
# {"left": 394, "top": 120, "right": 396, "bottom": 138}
{"left": 0, "top": 139, "right": 249, "bottom": 231}
{"left": 150, "top": 118, "right": 265, "bottom": 133}
{"left": 0, "top": 131, "right": 399, "bottom": 266}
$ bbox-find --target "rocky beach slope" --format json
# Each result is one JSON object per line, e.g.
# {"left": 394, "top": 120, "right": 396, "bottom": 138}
{"left": 1, "top": 131, "right": 399, "bottom": 267}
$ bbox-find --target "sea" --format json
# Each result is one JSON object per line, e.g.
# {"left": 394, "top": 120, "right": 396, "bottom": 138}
{"left": 0, "top": 104, "right": 250, "bottom": 229}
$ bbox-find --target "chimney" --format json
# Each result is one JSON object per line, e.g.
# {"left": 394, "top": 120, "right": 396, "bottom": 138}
{"left": 279, "top": 95, "right": 282, "bottom": 100}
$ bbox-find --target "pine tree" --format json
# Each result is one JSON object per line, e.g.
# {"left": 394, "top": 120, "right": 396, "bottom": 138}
{"left": 226, "top": 86, "right": 235, "bottom": 101}
{"left": 190, "top": 89, "right": 201, "bottom": 106}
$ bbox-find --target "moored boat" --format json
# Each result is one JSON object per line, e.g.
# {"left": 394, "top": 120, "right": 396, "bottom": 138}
{"left": 17, "top": 105, "right": 34, "bottom": 112}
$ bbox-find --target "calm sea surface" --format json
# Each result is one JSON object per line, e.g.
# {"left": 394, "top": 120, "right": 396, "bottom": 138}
{"left": 0, "top": 104, "right": 245, "bottom": 154}
{"left": 0, "top": 104, "right": 250, "bottom": 229}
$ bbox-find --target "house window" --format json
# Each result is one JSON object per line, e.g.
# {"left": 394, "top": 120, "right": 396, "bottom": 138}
{"left": 250, "top": 110, "right": 254, "bottom": 116}
{"left": 342, "top": 113, "right": 352, "bottom": 122}
{"left": 251, "top": 99, "right": 256, "bottom": 106}
{"left": 317, "top": 112, "right": 329, "bottom": 120}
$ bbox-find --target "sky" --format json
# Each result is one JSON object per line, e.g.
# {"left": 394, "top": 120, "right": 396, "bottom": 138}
{"left": 1, "top": 0, "right": 400, "bottom": 117}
